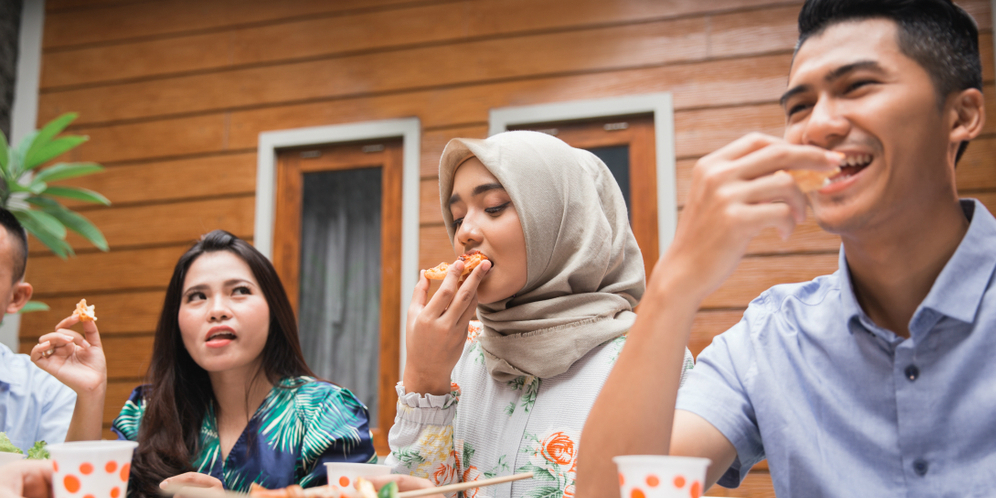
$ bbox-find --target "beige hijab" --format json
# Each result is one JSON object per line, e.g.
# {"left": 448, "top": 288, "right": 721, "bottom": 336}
{"left": 438, "top": 131, "right": 645, "bottom": 382}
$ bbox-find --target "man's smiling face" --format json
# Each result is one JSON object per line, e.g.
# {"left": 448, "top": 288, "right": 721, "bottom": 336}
{"left": 782, "top": 18, "right": 958, "bottom": 235}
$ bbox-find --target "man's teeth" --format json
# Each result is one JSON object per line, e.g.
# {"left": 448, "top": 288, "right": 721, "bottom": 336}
{"left": 821, "top": 154, "right": 872, "bottom": 187}
{"left": 841, "top": 154, "right": 872, "bottom": 167}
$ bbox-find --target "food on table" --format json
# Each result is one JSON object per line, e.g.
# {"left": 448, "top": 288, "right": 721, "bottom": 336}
{"left": 425, "top": 250, "right": 490, "bottom": 281}
{"left": 26, "top": 440, "right": 49, "bottom": 459}
{"left": 0, "top": 433, "right": 21, "bottom": 454}
{"left": 73, "top": 299, "right": 97, "bottom": 322}
{"left": 782, "top": 167, "right": 842, "bottom": 192}
{"left": 245, "top": 479, "right": 397, "bottom": 498}
{"left": 0, "top": 432, "right": 48, "bottom": 459}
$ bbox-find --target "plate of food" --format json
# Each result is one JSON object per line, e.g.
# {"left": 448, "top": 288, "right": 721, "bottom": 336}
{"left": 0, "top": 432, "right": 49, "bottom": 465}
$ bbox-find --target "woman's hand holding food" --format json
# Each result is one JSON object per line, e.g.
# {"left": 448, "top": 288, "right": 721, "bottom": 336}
{"left": 404, "top": 257, "right": 491, "bottom": 395}
{"left": 30, "top": 307, "right": 107, "bottom": 441}
{"left": 30, "top": 314, "right": 106, "bottom": 396}
{"left": 654, "top": 133, "right": 842, "bottom": 304}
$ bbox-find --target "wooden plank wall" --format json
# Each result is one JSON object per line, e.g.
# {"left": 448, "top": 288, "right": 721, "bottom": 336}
{"left": 17, "top": 0, "right": 995, "bottom": 494}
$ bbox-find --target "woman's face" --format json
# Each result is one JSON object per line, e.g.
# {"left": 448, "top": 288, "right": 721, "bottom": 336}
{"left": 449, "top": 157, "right": 528, "bottom": 304}
{"left": 178, "top": 251, "right": 271, "bottom": 375}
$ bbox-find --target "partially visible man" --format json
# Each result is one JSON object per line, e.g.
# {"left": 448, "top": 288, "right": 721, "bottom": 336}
{"left": 0, "top": 207, "right": 75, "bottom": 453}
{"left": 579, "top": 0, "right": 994, "bottom": 496}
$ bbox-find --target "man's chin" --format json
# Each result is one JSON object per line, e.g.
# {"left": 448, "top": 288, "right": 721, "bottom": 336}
{"left": 810, "top": 197, "right": 876, "bottom": 236}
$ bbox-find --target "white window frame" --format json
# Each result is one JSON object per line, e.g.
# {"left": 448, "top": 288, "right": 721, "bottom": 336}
{"left": 255, "top": 118, "right": 420, "bottom": 371}
{"left": 489, "top": 93, "right": 678, "bottom": 256}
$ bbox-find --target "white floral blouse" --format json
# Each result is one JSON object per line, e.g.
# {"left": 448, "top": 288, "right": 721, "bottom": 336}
{"left": 386, "top": 321, "right": 694, "bottom": 498}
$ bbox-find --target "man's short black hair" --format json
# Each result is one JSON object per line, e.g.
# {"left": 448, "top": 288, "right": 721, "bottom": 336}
{"left": 797, "top": 0, "right": 982, "bottom": 161}
{"left": 0, "top": 208, "right": 28, "bottom": 282}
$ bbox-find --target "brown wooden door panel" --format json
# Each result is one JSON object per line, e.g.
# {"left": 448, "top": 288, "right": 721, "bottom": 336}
{"left": 274, "top": 139, "right": 403, "bottom": 456}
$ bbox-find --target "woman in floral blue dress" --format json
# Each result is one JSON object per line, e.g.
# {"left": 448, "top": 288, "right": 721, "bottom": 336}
{"left": 31, "top": 230, "right": 375, "bottom": 496}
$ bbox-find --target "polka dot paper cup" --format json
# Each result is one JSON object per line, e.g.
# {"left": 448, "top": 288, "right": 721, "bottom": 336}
{"left": 47, "top": 441, "right": 139, "bottom": 498}
{"left": 325, "top": 462, "right": 392, "bottom": 497}
{"left": 613, "top": 455, "right": 710, "bottom": 498}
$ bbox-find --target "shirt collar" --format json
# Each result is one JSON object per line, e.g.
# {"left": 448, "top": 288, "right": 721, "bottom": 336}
{"left": 838, "top": 199, "right": 996, "bottom": 335}
{"left": 918, "top": 199, "right": 996, "bottom": 324}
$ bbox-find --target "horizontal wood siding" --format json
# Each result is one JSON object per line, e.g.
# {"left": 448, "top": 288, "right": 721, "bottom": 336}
{"left": 27, "top": 0, "right": 994, "bottom": 490}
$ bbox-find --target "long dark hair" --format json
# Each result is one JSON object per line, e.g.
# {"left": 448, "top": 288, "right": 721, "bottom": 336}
{"left": 129, "top": 230, "right": 315, "bottom": 497}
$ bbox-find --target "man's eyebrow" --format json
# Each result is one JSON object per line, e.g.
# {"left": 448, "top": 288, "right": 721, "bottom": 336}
{"left": 449, "top": 183, "right": 505, "bottom": 205}
{"left": 780, "top": 60, "right": 883, "bottom": 107}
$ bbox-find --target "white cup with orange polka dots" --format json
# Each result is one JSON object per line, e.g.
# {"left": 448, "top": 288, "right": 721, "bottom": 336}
{"left": 47, "top": 441, "right": 139, "bottom": 498}
{"left": 613, "top": 455, "right": 711, "bottom": 498}
{"left": 325, "top": 462, "right": 392, "bottom": 497}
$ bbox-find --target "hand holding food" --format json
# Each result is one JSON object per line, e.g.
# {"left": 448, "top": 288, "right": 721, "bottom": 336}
{"left": 405, "top": 253, "right": 491, "bottom": 395}
{"left": 658, "top": 133, "right": 842, "bottom": 304}
{"left": 30, "top": 303, "right": 107, "bottom": 396}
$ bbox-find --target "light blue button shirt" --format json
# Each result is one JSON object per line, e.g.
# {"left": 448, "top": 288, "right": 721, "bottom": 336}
{"left": 0, "top": 342, "right": 76, "bottom": 453}
{"left": 677, "top": 199, "right": 996, "bottom": 497}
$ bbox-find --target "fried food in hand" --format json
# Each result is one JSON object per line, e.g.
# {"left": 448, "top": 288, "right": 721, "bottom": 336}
{"left": 779, "top": 163, "right": 842, "bottom": 193}
{"left": 73, "top": 299, "right": 97, "bottom": 322}
{"left": 425, "top": 250, "right": 490, "bottom": 281}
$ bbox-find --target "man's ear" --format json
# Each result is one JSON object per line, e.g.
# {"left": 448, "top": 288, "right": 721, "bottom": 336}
{"left": 6, "top": 281, "right": 33, "bottom": 314}
{"left": 949, "top": 88, "right": 986, "bottom": 145}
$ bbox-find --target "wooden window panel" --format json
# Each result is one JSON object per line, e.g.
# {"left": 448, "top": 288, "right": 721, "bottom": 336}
{"left": 273, "top": 139, "right": 403, "bottom": 455}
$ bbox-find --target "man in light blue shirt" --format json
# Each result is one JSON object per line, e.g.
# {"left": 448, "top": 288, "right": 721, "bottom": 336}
{"left": 0, "top": 208, "right": 75, "bottom": 454}
{"left": 578, "top": 0, "right": 994, "bottom": 496}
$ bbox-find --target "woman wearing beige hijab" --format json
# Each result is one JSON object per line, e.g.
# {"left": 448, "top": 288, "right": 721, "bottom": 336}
{"left": 381, "top": 131, "right": 693, "bottom": 497}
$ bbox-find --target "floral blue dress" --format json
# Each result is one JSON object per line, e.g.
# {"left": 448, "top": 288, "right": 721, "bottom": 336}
{"left": 111, "top": 376, "right": 376, "bottom": 490}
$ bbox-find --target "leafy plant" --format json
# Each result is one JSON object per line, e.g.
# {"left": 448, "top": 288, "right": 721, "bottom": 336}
{"left": 0, "top": 113, "right": 110, "bottom": 312}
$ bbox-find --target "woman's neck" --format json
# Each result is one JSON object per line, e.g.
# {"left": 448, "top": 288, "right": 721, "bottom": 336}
{"left": 208, "top": 364, "right": 274, "bottom": 423}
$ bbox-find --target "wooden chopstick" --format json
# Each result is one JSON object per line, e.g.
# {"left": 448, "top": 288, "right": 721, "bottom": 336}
{"left": 397, "top": 472, "right": 534, "bottom": 498}
{"left": 162, "top": 471, "right": 534, "bottom": 498}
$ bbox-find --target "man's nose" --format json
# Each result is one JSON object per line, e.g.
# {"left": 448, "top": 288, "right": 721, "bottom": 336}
{"left": 802, "top": 97, "right": 849, "bottom": 147}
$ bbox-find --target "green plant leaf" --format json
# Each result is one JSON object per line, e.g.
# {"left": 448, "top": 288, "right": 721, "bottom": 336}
{"left": 33, "top": 162, "right": 103, "bottom": 183}
{"left": 45, "top": 207, "right": 107, "bottom": 251}
{"left": 17, "top": 209, "right": 66, "bottom": 239}
{"left": 23, "top": 136, "right": 88, "bottom": 172}
{"left": 18, "top": 301, "right": 50, "bottom": 313}
{"left": 12, "top": 210, "right": 72, "bottom": 259}
{"left": 25, "top": 197, "right": 108, "bottom": 251}
{"left": 22, "top": 113, "right": 78, "bottom": 170}
{"left": 0, "top": 132, "right": 9, "bottom": 174}
{"left": 11, "top": 130, "right": 37, "bottom": 178}
{"left": 42, "top": 186, "right": 110, "bottom": 205}
{"left": 31, "top": 113, "right": 77, "bottom": 148}
{"left": 9, "top": 179, "right": 46, "bottom": 195}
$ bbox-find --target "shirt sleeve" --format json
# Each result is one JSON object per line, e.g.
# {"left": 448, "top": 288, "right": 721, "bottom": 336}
{"left": 675, "top": 315, "right": 764, "bottom": 488}
{"left": 384, "top": 382, "right": 462, "bottom": 491}
{"left": 110, "top": 386, "right": 147, "bottom": 441}
{"left": 297, "top": 384, "right": 377, "bottom": 488}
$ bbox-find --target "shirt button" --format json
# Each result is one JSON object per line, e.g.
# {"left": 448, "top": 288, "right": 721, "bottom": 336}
{"left": 905, "top": 364, "right": 920, "bottom": 381}
{"left": 913, "top": 459, "right": 929, "bottom": 476}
